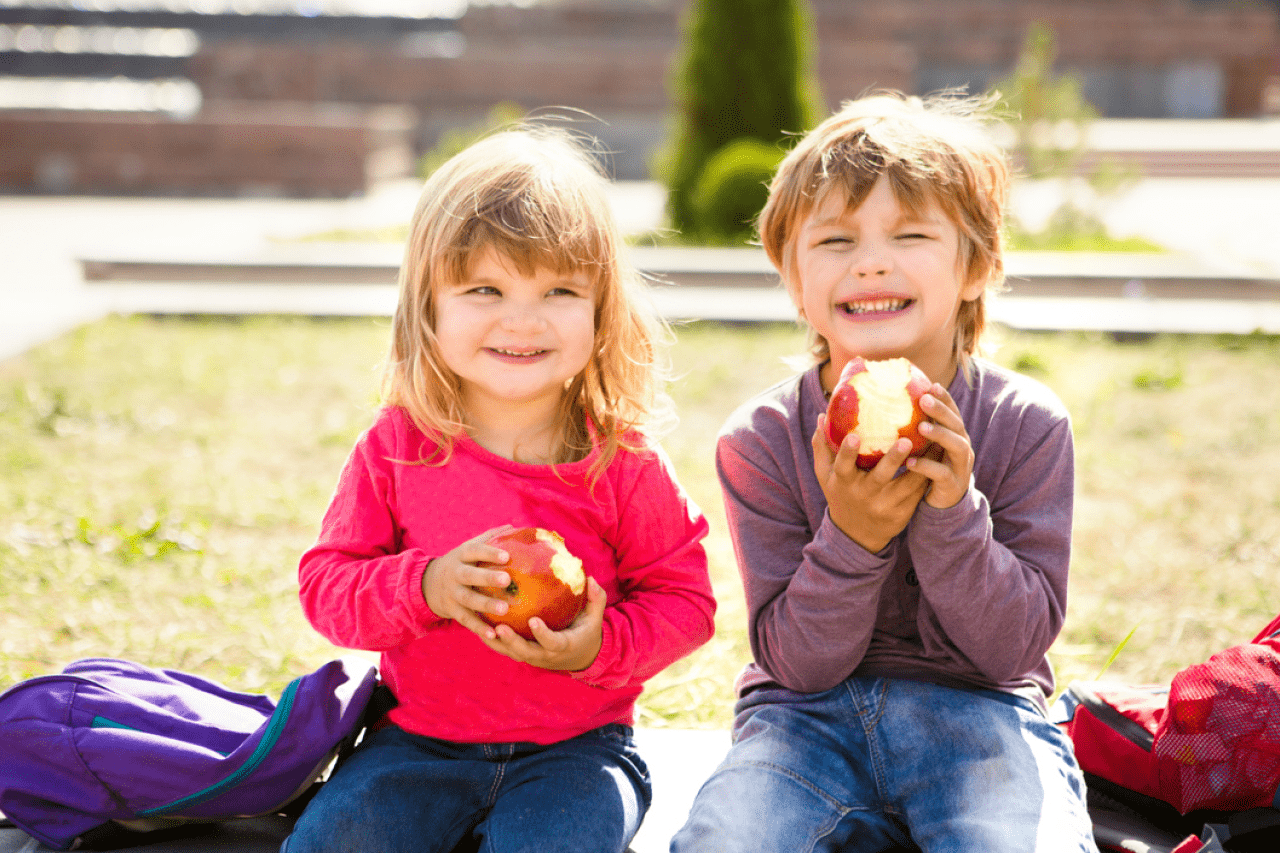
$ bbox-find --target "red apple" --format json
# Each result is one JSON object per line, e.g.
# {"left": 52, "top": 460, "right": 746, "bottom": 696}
{"left": 475, "top": 527, "right": 587, "bottom": 639}
{"left": 825, "top": 356, "right": 932, "bottom": 469}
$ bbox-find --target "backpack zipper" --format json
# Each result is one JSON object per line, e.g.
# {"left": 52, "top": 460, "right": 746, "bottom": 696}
{"left": 137, "top": 675, "right": 301, "bottom": 816}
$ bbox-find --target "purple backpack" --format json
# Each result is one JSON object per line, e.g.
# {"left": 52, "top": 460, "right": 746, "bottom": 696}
{"left": 0, "top": 657, "right": 379, "bottom": 850}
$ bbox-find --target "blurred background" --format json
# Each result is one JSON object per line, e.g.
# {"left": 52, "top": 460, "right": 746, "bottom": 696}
{"left": 2, "top": 0, "right": 1277, "bottom": 197}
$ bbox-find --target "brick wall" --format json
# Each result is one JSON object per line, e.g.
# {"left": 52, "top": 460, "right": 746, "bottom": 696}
{"left": 0, "top": 103, "right": 415, "bottom": 196}
{"left": 810, "top": 0, "right": 1278, "bottom": 116}
{"left": 185, "top": 1, "right": 1278, "bottom": 120}
{"left": 189, "top": 39, "right": 672, "bottom": 113}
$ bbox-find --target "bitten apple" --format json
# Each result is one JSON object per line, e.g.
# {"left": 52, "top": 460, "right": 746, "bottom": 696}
{"left": 825, "top": 356, "right": 932, "bottom": 469}
{"left": 475, "top": 527, "right": 587, "bottom": 639}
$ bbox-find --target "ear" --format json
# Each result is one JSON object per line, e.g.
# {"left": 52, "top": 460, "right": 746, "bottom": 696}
{"left": 777, "top": 251, "right": 807, "bottom": 318}
{"left": 781, "top": 274, "right": 805, "bottom": 317}
{"left": 957, "top": 250, "right": 991, "bottom": 303}
{"left": 960, "top": 274, "right": 987, "bottom": 303}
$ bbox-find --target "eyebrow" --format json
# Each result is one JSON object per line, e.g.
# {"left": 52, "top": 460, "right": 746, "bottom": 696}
{"left": 805, "top": 212, "right": 943, "bottom": 231}
{"left": 458, "top": 270, "right": 594, "bottom": 290}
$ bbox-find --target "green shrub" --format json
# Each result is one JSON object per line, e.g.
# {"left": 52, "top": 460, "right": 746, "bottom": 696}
{"left": 656, "top": 0, "right": 822, "bottom": 237}
{"left": 690, "top": 138, "right": 784, "bottom": 245}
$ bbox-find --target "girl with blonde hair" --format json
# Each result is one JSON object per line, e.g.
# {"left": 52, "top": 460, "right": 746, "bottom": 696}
{"left": 283, "top": 126, "right": 714, "bottom": 853}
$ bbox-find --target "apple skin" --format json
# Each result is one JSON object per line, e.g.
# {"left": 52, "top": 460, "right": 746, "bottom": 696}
{"left": 824, "top": 356, "right": 932, "bottom": 470}
{"left": 475, "top": 527, "right": 587, "bottom": 640}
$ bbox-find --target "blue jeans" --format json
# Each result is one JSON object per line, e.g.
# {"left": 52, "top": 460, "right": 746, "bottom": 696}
{"left": 280, "top": 723, "right": 651, "bottom": 853}
{"left": 671, "top": 677, "right": 1098, "bottom": 853}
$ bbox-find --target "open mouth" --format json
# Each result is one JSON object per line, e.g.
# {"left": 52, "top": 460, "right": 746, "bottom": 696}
{"left": 487, "top": 347, "right": 548, "bottom": 359}
{"left": 839, "top": 298, "right": 913, "bottom": 316}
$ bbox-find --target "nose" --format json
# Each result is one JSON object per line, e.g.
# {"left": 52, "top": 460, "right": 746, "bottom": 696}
{"left": 500, "top": 301, "right": 548, "bottom": 333}
{"left": 850, "top": 243, "right": 891, "bottom": 278}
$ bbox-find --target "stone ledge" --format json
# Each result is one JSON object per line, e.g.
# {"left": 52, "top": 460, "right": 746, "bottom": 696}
{"left": 79, "top": 245, "right": 1280, "bottom": 300}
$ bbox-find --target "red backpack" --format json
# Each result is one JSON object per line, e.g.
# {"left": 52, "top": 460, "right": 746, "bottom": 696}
{"left": 1053, "top": 613, "right": 1280, "bottom": 852}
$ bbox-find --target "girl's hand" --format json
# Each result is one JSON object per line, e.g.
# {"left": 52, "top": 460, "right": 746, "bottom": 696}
{"left": 812, "top": 415, "right": 929, "bottom": 554}
{"left": 905, "top": 384, "right": 975, "bottom": 509}
{"left": 482, "top": 576, "right": 607, "bottom": 671}
{"left": 421, "top": 525, "right": 518, "bottom": 640}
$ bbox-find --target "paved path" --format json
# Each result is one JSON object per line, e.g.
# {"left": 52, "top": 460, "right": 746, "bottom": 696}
{"left": 5, "top": 175, "right": 1280, "bottom": 366}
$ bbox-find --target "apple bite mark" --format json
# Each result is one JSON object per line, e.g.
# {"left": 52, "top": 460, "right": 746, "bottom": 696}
{"left": 541, "top": 528, "right": 586, "bottom": 596}
{"left": 824, "top": 356, "right": 932, "bottom": 469}
{"left": 475, "top": 527, "right": 587, "bottom": 639}
{"left": 848, "top": 363, "right": 916, "bottom": 450}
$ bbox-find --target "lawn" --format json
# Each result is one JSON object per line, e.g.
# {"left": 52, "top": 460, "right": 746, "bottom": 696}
{"left": 2, "top": 316, "right": 1278, "bottom": 728}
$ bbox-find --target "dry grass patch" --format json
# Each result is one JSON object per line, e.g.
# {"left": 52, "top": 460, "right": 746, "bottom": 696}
{"left": 2, "top": 317, "right": 1278, "bottom": 729}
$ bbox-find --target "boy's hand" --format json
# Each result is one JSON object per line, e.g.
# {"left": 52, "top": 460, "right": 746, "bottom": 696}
{"left": 482, "top": 576, "right": 607, "bottom": 671}
{"left": 905, "top": 384, "right": 974, "bottom": 509}
{"left": 813, "top": 415, "right": 928, "bottom": 553}
{"left": 421, "top": 525, "right": 518, "bottom": 640}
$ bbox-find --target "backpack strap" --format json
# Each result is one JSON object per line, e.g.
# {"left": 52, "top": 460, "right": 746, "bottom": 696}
{"left": 278, "top": 680, "right": 399, "bottom": 820}
{"left": 1220, "top": 807, "right": 1280, "bottom": 852}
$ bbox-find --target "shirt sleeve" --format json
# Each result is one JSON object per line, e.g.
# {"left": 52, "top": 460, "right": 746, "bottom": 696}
{"left": 297, "top": 417, "right": 443, "bottom": 651}
{"left": 716, "top": 404, "right": 897, "bottom": 694}
{"left": 573, "top": 441, "right": 715, "bottom": 691}
{"left": 906, "top": 407, "right": 1074, "bottom": 684}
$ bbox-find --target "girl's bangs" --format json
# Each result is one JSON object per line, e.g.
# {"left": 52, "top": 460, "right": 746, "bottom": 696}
{"left": 435, "top": 186, "right": 614, "bottom": 287}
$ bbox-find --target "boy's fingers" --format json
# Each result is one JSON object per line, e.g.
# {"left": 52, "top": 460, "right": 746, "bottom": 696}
{"left": 811, "top": 423, "right": 835, "bottom": 479}
{"left": 828, "top": 434, "right": 862, "bottom": 479}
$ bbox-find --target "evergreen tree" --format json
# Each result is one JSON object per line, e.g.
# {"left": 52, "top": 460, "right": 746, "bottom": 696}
{"left": 657, "top": 0, "right": 822, "bottom": 239}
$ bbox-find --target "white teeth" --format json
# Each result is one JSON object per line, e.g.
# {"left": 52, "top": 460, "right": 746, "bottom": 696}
{"left": 493, "top": 348, "right": 543, "bottom": 356}
{"left": 841, "top": 299, "right": 909, "bottom": 315}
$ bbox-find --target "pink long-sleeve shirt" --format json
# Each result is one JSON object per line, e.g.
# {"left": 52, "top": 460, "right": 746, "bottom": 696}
{"left": 717, "top": 358, "right": 1074, "bottom": 708}
{"left": 299, "top": 406, "right": 714, "bottom": 745}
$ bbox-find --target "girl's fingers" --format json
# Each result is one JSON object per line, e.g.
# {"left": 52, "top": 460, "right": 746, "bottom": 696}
{"left": 463, "top": 566, "right": 511, "bottom": 589}
{"left": 463, "top": 587, "right": 509, "bottom": 616}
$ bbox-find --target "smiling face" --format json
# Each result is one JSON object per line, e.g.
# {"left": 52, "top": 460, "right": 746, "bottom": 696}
{"left": 791, "top": 174, "right": 985, "bottom": 387}
{"left": 434, "top": 246, "right": 596, "bottom": 430}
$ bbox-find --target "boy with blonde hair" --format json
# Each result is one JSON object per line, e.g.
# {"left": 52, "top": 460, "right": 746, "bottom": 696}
{"left": 672, "top": 91, "right": 1097, "bottom": 853}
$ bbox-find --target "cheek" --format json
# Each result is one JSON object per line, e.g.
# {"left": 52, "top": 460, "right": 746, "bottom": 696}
{"left": 431, "top": 305, "right": 480, "bottom": 363}
{"left": 570, "top": 315, "right": 598, "bottom": 365}
{"left": 792, "top": 255, "right": 830, "bottom": 304}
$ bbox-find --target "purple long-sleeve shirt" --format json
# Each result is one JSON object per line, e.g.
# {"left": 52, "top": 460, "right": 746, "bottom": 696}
{"left": 716, "top": 358, "right": 1074, "bottom": 708}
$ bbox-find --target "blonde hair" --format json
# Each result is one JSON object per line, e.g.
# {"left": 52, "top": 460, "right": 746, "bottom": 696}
{"left": 382, "top": 125, "right": 672, "bottom": 474}
{"left": 758, "top": 89, "right": 1010, "bottom": 374}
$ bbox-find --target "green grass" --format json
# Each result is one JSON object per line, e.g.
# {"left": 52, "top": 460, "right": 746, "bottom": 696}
{"left": 3, "top": 317, "right": 1279, "bottom": 729}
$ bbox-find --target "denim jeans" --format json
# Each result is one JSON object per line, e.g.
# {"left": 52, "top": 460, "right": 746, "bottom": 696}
{"left": 671, "top": 677, "right": 1098, "bottom": 853}
{"left": 280, "top": 723, "right": 651, "bottom": 853}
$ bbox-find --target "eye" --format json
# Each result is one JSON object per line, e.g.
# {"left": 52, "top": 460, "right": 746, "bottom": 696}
{"left": 547, "top": 278, "right": 593, "bottom": 299}
{"left": 464, "top": 284, "right": 501, "bottom": 296}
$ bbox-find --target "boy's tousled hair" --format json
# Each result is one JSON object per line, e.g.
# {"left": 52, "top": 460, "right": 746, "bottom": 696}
{"left": 758, "top": 89, "right": 1011, "bottom": 373}
{"left": 383, "top": 124, "right": 672, "bottom": 474}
